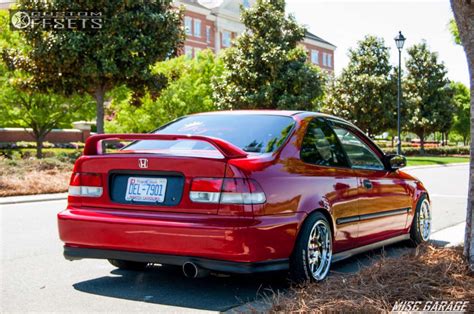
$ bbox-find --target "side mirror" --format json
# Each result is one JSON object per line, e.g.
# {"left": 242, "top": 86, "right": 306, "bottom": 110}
{"left": 387, "top": 154, "right": 407, "bottom": 170}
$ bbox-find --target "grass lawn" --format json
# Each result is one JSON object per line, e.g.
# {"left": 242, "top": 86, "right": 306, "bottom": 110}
{"left": 406, "top": 156, "right": 469, "bottom": 166}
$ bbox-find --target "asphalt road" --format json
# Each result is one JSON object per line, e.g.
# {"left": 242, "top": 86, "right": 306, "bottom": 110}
{"left": 404, "top": 164, "right": 468, "bottom": 232}
{"left": 0, "top": 164, "right": 468, "bottom": 313}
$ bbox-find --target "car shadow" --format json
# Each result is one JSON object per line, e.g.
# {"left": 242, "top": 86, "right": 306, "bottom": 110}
{"left": 73, "top": 265, "right": 290, "bottom": 312}
{"left": 331, "top": 241, "right": 412, "bottom": 274}
{"left": 73, "top": 242, "right": 419, "bottom": 311}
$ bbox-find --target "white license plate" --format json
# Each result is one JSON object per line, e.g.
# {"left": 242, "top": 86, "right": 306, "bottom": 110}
{"left": 125, "top": 177, "right": 167, "bottom": 203}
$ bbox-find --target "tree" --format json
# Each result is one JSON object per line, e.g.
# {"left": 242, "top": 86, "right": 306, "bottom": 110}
{"left": 213, "top": 0, "right": 324, "bottom": 111}
{"left": 3, "top": 0, "right": 183, "bottom": 133}
{"left": 0, "top": 67, "right": 94, "bottom": 158}
{"left": 403, "top": 42, "right": 454, "bottom": 153}
{"left": 450, "top": 0, "right": 474, "bottom": 270}
{"left": 107, "top": 50, "right": 223, "bottom": 133}
{"left": 323, "top": 35, "right": 395, "bottom": 137}
{"left": 450, "top": 81, "right": 470, "bottom": 145}
{"left": 0, "top": 10, "right": 94, "bottom": 158}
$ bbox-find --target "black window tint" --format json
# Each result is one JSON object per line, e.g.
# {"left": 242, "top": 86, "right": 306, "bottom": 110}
{"left": 126, "top": 115, "right": 295, "bottom": 154}
{"left": 300, "top": 119, "right": 348, "bottom": 167}
{"left": 332, "top": 126, "right": 385, "bottom": 170}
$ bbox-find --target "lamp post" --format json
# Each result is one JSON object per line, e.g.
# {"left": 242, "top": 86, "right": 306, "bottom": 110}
{"left": 394, "top": 31, "right": 406, "bottom": 155}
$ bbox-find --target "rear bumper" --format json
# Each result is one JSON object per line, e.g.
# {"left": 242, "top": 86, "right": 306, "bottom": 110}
{"left": 58, "top": 206, "right": 304, "bottom": 267}
{"left": 64, "top": 246, "right": 288, "bottom": 274}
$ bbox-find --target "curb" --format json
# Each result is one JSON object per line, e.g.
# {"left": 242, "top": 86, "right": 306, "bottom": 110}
{"left": 404, "top": 162, "right": 468, "bottom": 171}
{"left": 0, "top": 192, "right": 68, "bottom": 205}
{"left": 430, "top": 221, "right": 465, "bottom": 247}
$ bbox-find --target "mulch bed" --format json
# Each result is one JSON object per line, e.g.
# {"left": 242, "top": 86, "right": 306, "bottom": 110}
{"left": 0, "top": 158, "right": 72, "bottom": 196}
{"left": 271, "top": 244, "right": 474, "bottom": 313}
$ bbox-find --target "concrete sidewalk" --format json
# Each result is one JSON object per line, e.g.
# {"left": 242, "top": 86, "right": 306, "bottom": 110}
{"left": 0, "top": 192, "right": 67, "bottom": 205}
{"left": 430, "top": 221, "right": 466, "bottom": 247}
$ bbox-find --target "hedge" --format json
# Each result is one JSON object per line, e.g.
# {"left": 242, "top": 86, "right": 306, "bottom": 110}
{"left": 0, "top": 141, "right": 85, "bottom": 149}
{"left": 382, "top": 146, "right": 470, "bottom": 156}
{"left": 0, "top": 148, "right": 82, "bottom": 162}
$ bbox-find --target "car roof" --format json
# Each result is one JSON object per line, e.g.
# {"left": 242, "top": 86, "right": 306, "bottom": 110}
{"left": 192, "top": 110, "right": 303, "bottom": 117}
{"left": 191, "top": 110, "right": 351, "bottom": 124}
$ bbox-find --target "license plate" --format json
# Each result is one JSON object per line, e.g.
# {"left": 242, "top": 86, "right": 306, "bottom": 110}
{"left": 125, "top": 177, "right": 167, "bottom": 203}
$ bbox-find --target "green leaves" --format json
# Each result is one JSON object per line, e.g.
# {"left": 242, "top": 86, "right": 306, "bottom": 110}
{"left": 213, "top": 0, "right": 324, "bottom": 111}
{"left": 323, "top": 35, "right": 395, "bottom": 137}
{"left": 4, "top": 0, "right": 184, "bottom": 132}
{"left": 403, "top": 42, "right": 454, "bottom": 145}
{"left": 106, "top": 50, "right": 223, "bottom": 133}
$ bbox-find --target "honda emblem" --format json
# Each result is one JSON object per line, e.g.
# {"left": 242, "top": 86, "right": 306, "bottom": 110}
{"left": 138, "top": 158, "right": 148, "bottom": 169}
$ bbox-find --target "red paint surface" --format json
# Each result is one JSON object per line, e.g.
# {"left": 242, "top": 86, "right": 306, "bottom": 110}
{"left": 58, "top": 111, "right": 428, "bottom": 264}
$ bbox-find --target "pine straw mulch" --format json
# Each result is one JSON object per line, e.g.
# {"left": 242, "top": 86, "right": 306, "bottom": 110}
{"left": 271, "top": 244, "right": 474, "bottom": 313}
{"left": 0, "top": 157, "right": 72, "bottom": 196}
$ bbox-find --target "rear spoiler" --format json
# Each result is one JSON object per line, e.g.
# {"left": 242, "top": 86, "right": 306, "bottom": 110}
{"left": 83, "top": 134, "right": 248, "bottom": 159}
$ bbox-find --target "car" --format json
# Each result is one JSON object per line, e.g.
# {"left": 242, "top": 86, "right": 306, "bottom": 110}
{"left": 58, "top": 110, "right": 431, "bottom": 282}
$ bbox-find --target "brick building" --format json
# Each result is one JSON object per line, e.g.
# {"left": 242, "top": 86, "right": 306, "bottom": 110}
{"left": 177, "top": 0, "right": 336, "bottom": 72}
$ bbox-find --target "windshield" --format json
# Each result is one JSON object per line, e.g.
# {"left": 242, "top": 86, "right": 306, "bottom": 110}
{"left": 125, "top": 114, "right": 295, "bottom": 154}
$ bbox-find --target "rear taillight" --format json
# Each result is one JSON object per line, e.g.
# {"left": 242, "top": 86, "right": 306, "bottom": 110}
{"left": 68, "top": 173, "right": 103, "bottom": 197}
{"left": 189, "top": 178, "right": 266, "bottom": 204}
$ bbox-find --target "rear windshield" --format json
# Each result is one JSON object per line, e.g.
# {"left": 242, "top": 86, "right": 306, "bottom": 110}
{"left": 125, "top": 114, "right": 295, "bottom": 154}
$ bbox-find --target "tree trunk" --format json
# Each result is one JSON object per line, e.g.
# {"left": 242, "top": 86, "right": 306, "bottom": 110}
{"left": 419, "top": 133, "right": 425, "bottom": 155}
{"left": 451, "top": 0, "right": 474, "bottom": 271}
{"left": 94, "top": 86, "right": 106, "bottom": 134}
{"left": 35, "top": 136, "right": 44, "bottom": 159}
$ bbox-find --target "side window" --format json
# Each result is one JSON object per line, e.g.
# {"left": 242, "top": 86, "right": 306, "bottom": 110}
{"left": 332, "top": 125, "right": 385, "bottom": 170}
{"left": 300, "top": 119, "right": 349, "bottom": 167}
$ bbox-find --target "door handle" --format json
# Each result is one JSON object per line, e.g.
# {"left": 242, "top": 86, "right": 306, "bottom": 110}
{"left": 363, "top": 179, "right": 373, "bottom": 189}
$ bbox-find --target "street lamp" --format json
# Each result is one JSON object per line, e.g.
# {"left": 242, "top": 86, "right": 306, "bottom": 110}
{"left": 394, "top": 31, "right": 406, "bottom": 155}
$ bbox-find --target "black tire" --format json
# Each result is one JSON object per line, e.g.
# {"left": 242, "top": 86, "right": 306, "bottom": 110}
{"left": 409, "top": 194, "right": 431, "bottom": 246}
{"left": 108, "top": 259, "right": 149, "bottom": 271}
{"left": 289, "top": 212, "right": 333, "bottom": 283}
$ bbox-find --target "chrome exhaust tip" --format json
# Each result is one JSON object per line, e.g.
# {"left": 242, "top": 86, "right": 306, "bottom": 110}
{"left": 182, "top": 262, "right": 209, "bottom": 278}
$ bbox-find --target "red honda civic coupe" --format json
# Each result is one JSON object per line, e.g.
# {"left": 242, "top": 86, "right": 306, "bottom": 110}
{"left": 58, "top": 110, "right": 431, "bottom": 282}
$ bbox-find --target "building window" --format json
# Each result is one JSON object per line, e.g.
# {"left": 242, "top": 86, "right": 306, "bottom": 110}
{"left": 184, "top": 45, "right": 193, "bottom": 58}
{"left": 243, "top": 0, "right": 250, "bottom": 8}
{"left": 222, "top": 31, "right": 232, "bottom": 47}
{"left": 184, "top": 16, "right": 192, "bottom": 35}
{"left": 311, "top": 50, "right": 319, "bottom": 65}
{"left": 206, "top": 25, "right": 211, "bottom": 43}
{"left": 322, "top": 53, "right": 327, "bottom": 66}
{"left": 194, "top": 47, "right": 201, "bottom": 56}
{"left": 194, "top": 19, "right": 201, "bottom": 37}
{"left": 327, "top": 54, "right": 332, "bottom": 67}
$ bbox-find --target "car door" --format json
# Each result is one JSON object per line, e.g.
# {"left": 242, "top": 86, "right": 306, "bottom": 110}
{"left": 298, "top": 118, "right": 360, "bottom": 253}
{"left": 330, "top": 122, "right": 412, "bottom": 245}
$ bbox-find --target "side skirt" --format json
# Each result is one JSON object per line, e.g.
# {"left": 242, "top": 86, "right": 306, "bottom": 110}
{"left": 332, "top": 234, "right": 411, "bottom": 263}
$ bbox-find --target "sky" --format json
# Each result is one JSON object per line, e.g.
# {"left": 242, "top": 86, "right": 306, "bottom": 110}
{"left": 286, "top": 0, "right": 470, "bottom": 86}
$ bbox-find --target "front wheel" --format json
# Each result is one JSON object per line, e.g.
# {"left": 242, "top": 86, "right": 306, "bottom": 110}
{"left": 410, "top": 195, "right": 432, "bottom": 246}
{"left": 290, "top": 212, "right": 333, "bottom": 283}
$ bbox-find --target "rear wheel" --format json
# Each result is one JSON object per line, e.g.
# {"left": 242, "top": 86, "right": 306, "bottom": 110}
{"left": 290, "top": 212, "right": 332, "bottom": 283}
{"left": 108, "top": 259, "right": 149, "bottom": 271}
{"left": 410, "top": 195, "right": 431, "bottom": 246}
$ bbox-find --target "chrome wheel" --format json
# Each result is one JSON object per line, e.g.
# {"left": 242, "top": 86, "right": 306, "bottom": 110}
{"left": 307, "top": 220, "right": 332, "bottom": 280}
{"left": 418, "top": 199, "right": 431, "bottom": 241}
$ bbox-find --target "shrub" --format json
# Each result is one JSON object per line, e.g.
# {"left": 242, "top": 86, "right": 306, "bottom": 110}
{"left": 382, "top": 146, "right": 469, "bottom": 156}
{"left": 0, "top": 148, "right": 82, "bottom": 163}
